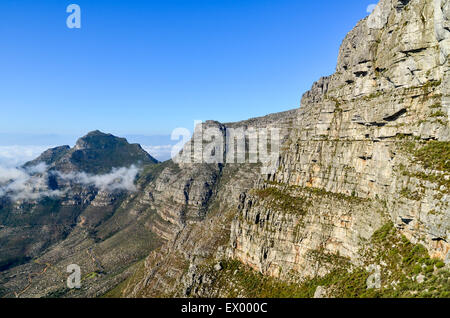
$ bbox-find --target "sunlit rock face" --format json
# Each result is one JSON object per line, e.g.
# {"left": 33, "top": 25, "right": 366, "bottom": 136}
{"left": 229, "top": 0, "right": 450, "bottom": 279}
{"left": 119, "top": 0, "right": 448, "bottom": 299}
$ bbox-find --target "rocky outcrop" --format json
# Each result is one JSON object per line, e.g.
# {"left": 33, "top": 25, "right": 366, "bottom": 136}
{"left": 229, "top": 0, "right": 450, "bottom": 280}
{"left": 30, "top": 130, "right": 157, "bottom": 174}
{"left": 115, "top": 112, "right": 297, "bottom": 298}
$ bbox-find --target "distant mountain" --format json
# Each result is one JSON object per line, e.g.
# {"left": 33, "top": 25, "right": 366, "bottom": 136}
{"left": 25, "top": 130, "right": 158, "bottom": 174}
{"left": 0, "top": 133, "right": 78, "bottom": 146}
{"left": 0, "top": 131, "right": 158, "bottom": 275}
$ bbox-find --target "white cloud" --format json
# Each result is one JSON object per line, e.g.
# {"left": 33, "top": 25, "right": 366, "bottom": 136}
{"left": 0, "top": 144, "right": 143, "bottom": 201}
{"left": 56, "top": 165, "right": 140, "bottom": 192}
{"left": 0, "top": 146, "right": 61, "bottom": 200}
{"left": 0, "top": 165, "right": 26, "bottom": 183}
{"left": 0, "top": 164, "right": 140, "bottom": 201}
{"left": 0, "top": 164, "right": 64, "bottom": 201}
{"left": 0, "top": 145, "right": 51, "bottom": 168}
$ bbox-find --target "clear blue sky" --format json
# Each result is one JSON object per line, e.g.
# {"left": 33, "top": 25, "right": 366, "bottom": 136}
{"left": 0, "top": 0, "right": 377, "bottom": 138}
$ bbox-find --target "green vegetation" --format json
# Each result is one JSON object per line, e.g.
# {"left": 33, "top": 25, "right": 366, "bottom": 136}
{"left": 23, "top": 145, "right": 70, "bottom": 168}
{"left": 414, "top": 141, "right": 450, "bottom": 172}
{"left": 406, "top": 80, "right": 442, "bottom": 95}
{"left": 44, "top": 287, "right": 70, "bottom": 298}
{"left": 69, "top": 145, "right": 155, "bottom": 175}
{"left": 362, "top": 91, "right": 383, "bottom": 101}
{"left": 138, "top": 160, "right": 174, "bottom": 185}
{"left": 83, "top": 271, "right": 100, "bottom": 281}
{"left": 200, "top": 259, "right": 309, "bottom": 298}
{"left": 25, "top": 131, "right": 158, "bottom": 174}
{"left": 433, "top": 118, "right": 447, "bottom": 126}
{"left": 305, "top": 223, "right": 450, "bottom": 298}
{"left": 399, "top": 187, "right": 422, "bottom": 201}
{"left": 102, "top": 258, "right": 152, "bottom": 298}
{"left": 329, "top": 97, "right": 343, "bottom": 112}
{"left": 430, "top": 110, "right": 446, "bottom": 118}
{"left": 421, "top": 80, "right": 442, "bottom": 94}
{"left": 253, "top": 187, "right": 309, "bottom": 215}
{"left": 402, "top": 170, "right": 450, "bottom": 194}
{"left": 201, "top": 222, "right": 449, "bottom": 298}
{"left": 264, "top": 181, "right": 369, "bottom": 204}
{"left": 430, "top": 103, "right": 442, "bottom": 109}
{"left": 302, "top": 186, "right": 369, "bottom": 203}
{"left": 397, "top": 140, "right": 450, "bottom": 194}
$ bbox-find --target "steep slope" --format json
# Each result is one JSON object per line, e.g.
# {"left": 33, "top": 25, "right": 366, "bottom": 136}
{"left": 120, "top": 0, "right": 449, "bottom": 298}
{"left": 102, "top": 111, "right": 294, "bottom": 298}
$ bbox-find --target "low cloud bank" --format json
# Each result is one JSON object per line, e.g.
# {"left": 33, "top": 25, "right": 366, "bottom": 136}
{"left": 0, "top": 145, "right": 53, "bottom": 168}
{"left": 0, "top": 164, "right": 140, "bottom": 201}
{"left": 0, "top": 163, "right": 63, "bottom": 200}
{"left": 56, "top": 166, "right": 140, "bottom": 192}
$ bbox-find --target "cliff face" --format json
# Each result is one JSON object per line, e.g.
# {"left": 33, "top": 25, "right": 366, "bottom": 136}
{"left": 229, "top": 0, "right": 450, "bottom": 278}
{"left": 116, "top": 111, "right": 297, "bottom": 297}
{"left": 0, "top": 132, "right": 159, "bottom": 297}
{"left": 120, "top": 0, "right": 449, "bottom": 298}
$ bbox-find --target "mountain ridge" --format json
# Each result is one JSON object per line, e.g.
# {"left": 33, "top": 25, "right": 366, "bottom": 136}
{"left": 24, "top": 130, "right": 158, "bottom": 174}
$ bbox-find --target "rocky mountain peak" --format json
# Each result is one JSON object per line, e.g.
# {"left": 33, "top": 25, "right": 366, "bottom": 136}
{"left": 74, "top": 130, "right": 128, "bottom": 150}
{"left": 27, "top": 131, "right": 158, "bottom": 174}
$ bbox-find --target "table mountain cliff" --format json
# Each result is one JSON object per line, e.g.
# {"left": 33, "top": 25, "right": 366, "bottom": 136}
{"left": 119, "top": 0, "right": 450, "bottom": 298}
{"left": 0, "top": 0, "right": 449, "bottom": 298}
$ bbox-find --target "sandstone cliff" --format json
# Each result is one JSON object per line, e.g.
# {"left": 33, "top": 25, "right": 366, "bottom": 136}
{"left": 230, "top": 0, "right": 450, "bottom": 275}
{"left": 118, "top": 0, "right": 449, "bottom": 298}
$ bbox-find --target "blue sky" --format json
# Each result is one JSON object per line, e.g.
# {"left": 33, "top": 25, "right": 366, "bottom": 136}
{"left": 0, "top": 0, "right": 377, "bottom": 159}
